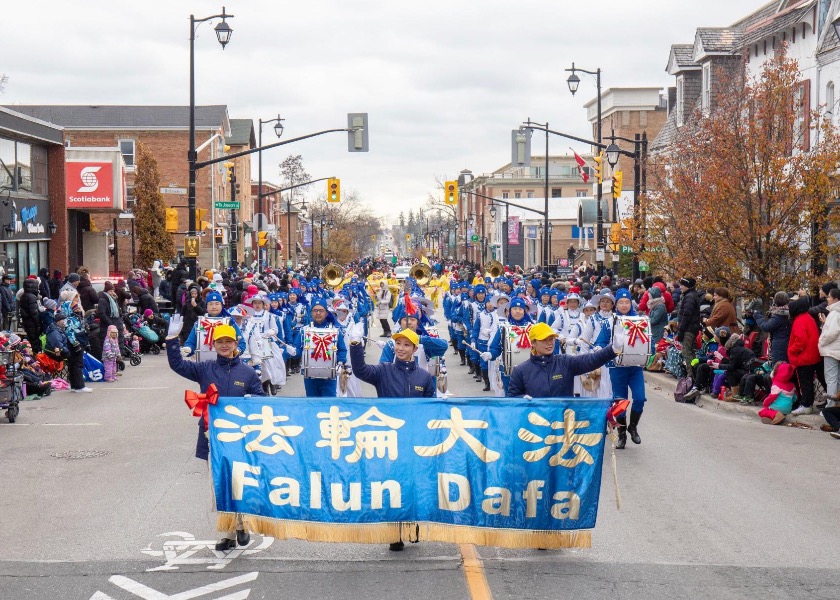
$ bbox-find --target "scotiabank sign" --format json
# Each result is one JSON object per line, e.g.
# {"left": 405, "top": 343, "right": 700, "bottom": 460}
{"left": 65, "top": 147, "right": 125, "bottom": 212}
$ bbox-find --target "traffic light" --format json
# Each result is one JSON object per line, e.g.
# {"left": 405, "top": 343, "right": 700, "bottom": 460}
{"left": 612, "top": 170, "right": 623, "bottom": 199}
{"left": 258, "top": 231, "right": 268, "bottom": 247}
{"left": 195, "top": 208, "right": 209, "bottom": 231}
{"left": 406, "top": 233, "right": 411, "bottom": 241}
{"left": 165, "top": 208, "right": 179, "bottom": 233}
{"left": 224, "top": 161, "right": 235, "bottom": 183}
{"left": 592, "top": 152, "right": 604, "bottom": 184}
{"left": 327, "top": 178, "right": 341, "bottom": 202}
{"left": 444, "top": 181, "right": 458, "bottom": 205}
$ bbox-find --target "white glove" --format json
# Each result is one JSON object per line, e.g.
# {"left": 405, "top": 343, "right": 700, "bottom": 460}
{"left": 523, "top": 394, "right": 533, "bottom": 400}
{"left": 262, "top": 331, "right": 275, "bottom": 339}
{"left": 180, "top": 347, "right": 192, "bottom": 357}
{"left": 565, "top": 338, "right": 578, "bottom": 348}
{"left": 375, "top": 340, "right": 386, "bottom": 349}
{"left": 348, "top": 322, "right": 365, "bottom": 343}
{"left": 167, "top": 314, "right": 184, "bottom": 338}
{"left": 286, "top": 345, "right": 298, "bottom": 357}
{"left": 612, "top": 331, "right": 623, "bottom": 353}
{"left": 480, "top": 351, "right": 492, "bottom": 362}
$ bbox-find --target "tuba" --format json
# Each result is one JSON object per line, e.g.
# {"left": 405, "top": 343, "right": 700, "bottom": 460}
{"left": 321, "top": 262, "right": 345, "bottom": 288}
{"left": 485, "top": 260, "right": 504, "bottom": 278}
{"left": 409, "top": 262, "right": 433, "bottom": 286}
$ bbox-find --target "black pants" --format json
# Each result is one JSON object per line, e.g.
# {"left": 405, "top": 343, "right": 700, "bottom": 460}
{"left": 822, "top": 406, "right": 840, "bottom": 430}
{"left": 794, "top": 363, "right": 818, "bottom": 408}
{"left": 694, "top": 362, "right": 713, "bottom": 390}
{"left": 68, "top": 345, "right": 85, "bottom": 390}
{"left": 24, "top": 326, "right": 42, "bottom": 354}
{"left": 379, "top": 318, "right": 391, "bottom": 335}
{"left": 727, "top": 369, "right": 747, "bottom": 388}
{"left": 739, "top": 373, "right": 770, "bottom": 399}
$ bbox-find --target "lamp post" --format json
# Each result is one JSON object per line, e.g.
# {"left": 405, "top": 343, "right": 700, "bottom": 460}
{"left": 566, "top": 62, "right": 604, "bottom": 274}
{"left": 257, "top": 114, "right": 284, "bottom": 269}
{"left": 188, "top": 6, "right": 233, "bottom": 279}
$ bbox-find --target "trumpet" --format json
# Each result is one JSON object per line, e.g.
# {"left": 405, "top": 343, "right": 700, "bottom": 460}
{"left": 320, "top": 262, "right": 345, "bottom": 288}
{"left": 484, "top": 259, "right": 504, "bottom": 279}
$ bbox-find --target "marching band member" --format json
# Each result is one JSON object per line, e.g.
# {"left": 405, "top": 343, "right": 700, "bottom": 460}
{"left": 181, "top": 290, "right": 246, "bottom": 358}
{"left": 464, "top": 285, "right": 487, "bottom": 383}
{"left": 486, "top": 297, "right": 533, "bottom": 396}
{"left": 610, "top": 288, "right": 647, "bottom": 449}
{"left": 241, "top": 293, "right": 291, "bottom": 394}
{"left": 295, "top": 298, "right": 346, "bottom": 397}
{"left": 332, "top": 298, "right": 363, "bottom": 398}
{"left": 507, "top": 322, "right": 621, "bottom": 398}
{"left": 482, "top": 293, "right": 509, "bottom": 396}
{"left": 379, "top": 311, "right": 447, "bottom": 370}
{"left": 471, "top": 288, "right": 497, "bottom": 391}
{"left": 578, "top": 292, "right": 617, "bottom": 399}
{"left": 536, "top": 287, "right": 553, "bottom": 325}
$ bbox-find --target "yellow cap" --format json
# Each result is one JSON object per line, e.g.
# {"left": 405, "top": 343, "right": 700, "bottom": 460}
{"left": 528, "top": 322, "right": 558, "bottom": 342}
{"left": 392, "top": 329, "right": 420, "bottom": 346}
{"left": 213, "top": 324, "right": 237, "bottom": 341}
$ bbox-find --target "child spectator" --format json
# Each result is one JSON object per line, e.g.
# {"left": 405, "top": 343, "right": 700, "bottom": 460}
{"left": 721, "top": 333, "right": 755, "bottom": 401}
{"left": 757, "top": 362, "right": 796, "bottom": 425}
{"left": 102, "top": 325, "right": 120, "bottom": 382}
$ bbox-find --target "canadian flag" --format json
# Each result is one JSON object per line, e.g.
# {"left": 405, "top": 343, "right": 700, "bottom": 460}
{"left": 571, "top": 149, "right": 590, "bottom": 183}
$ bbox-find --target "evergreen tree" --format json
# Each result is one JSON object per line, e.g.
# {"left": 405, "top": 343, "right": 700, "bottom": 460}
{"left": 134, "top": 142, "right": 175, "bottom": 267}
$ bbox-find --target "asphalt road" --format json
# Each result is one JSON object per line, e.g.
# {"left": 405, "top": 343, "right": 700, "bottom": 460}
{"left": 1, "top": 317, "right": 838, "bottom": 599}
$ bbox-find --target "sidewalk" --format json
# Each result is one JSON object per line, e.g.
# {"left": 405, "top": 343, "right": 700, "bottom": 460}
{"left": 645, "top": 370, "right": 827, "bottom": 431}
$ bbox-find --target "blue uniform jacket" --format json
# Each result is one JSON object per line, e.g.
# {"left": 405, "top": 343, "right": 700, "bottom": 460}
{"left": 378, "top": 334, "right": 448, "bottom": 363}
{"left": 166, "top": 337, "right": 264, "bottom": 459}
{"left": 349, "top": 342, "right": 436, "bottom": 398}
{"left": 507, "top": 346, "right": 617, "bottom": 398}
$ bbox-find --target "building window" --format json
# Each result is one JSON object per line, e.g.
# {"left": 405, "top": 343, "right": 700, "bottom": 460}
{"left": 514, "top": 192, "right": 521, "bottom": 199}
{"left": 0, "top": 137, "right": 48, "bottom": 196}
{"left": 676, "top": 76, "right": 684, "bottom": 127}
{"left": 119, "top": 139, "right": 136, "bottom": 169}
{"left": 551, "top": 188, "right": 561, "bottom": 198}
{"left": 526, "top": 191, "right": 534, "bottom": 198}
{"left": 576, "top": 190, "right": 587, "bottom": 197}
{"left": 501, "top": 191, "right": 509, "bottom": 199}
{"left": 702, "top": 63, "right": 711, "bottom": 114}
{"left": 126, "top": 184, "right": 136, "bottom": 208}
{"left": 827, "top": 82, "right": 835, "bottom": 122}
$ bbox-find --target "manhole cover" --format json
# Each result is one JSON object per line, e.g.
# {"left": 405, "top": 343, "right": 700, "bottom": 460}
{"left": 51, "top": 450, "right": 111, "bottom": 459}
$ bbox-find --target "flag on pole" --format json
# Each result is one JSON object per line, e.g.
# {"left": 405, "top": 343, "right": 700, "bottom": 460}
{"left": 571, "top": 148, "right": 590, "bottom": 183}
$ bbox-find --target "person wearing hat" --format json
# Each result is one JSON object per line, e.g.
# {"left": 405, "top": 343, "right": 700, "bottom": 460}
{"left": 165, "top": 315, "right": 264, "bottom": 551}
{"left": 0, "top": 274, "right": 15, "bottom": 331}
{"left": 348, "top": 324, "right": 435, "bottom": 398}
{"left": 242, "top": 293, "right": 290, "bottom": 394}
{"left": 507, "top": 322, "right": 620, "bottom": 398}
{"left": 294, "top": 297, "right": 347, "bottom": 397}
{"left": 609, "top": 288, "right": 649, "bottom": 448}
{"left": 45, "top": 311, "right": 91, "bottom": 393}
{"left": 676, "top": 277, "right": 702, "bottom": 378}
{"left": 182, "top": 290, "right": 246, "bottom": 358}
{"left": 575, "top": 291, "right": 618, "bottom": 399}
{"left": 485, "top": 297, "right": 533, "bottom": 395}
{"left": 379, "top": 310, "right": 448, "bottom": 386}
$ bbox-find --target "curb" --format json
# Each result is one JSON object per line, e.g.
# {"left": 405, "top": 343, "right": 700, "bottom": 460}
{"left": 645, "top": 370, "right": 826, "bottom": 431}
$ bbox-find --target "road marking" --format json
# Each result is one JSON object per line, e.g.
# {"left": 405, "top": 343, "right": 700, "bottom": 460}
{"left": 459, "top": 543, "right": 493, "bottom": 600}
{"left": 101, "top": 387, "right": 169, "bottom": 390}
{"left": 10, "top": 423, "right": 101, "bottom": 426}
{"left": 141, "top": 531, "right": 274, "bottom": 571}
{"left": 104, "top": 571, "right": 258, "bottom": 599}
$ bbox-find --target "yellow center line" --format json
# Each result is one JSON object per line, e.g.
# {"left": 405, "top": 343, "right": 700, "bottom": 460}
{"left": 459, "top": 543, "right": 493, "bottom": 600}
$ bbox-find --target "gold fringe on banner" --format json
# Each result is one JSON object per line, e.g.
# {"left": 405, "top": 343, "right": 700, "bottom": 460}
{"left": 218, "top": 512, "right": 591, "bottom": 549}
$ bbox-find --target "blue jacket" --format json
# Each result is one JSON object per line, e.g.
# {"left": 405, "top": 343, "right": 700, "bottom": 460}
{"left": 349, "top": 342, "right": 436, "bottom": 398}
{"left": 754, "top": 309, "right": 791, "bottom": 364}
{"left": 45, "top": 323, "right": 71, "bottom": 357}
{"left": 378, "top": 334, "right": 448, "bottom": 363}
{"left": 507, "top": 346, "right": 617, "bottom": 398}
{"left": 166, "top": 337, "right": 264, "bottom": 460}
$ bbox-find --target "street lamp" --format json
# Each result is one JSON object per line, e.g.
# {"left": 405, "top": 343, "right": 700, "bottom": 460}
{"left": 258, "top": 114, "right": 284, "bottom": 268}
{"left": 605, "top": 143, "right": 621, "bottom": 169}
{"left": 566, "top": 62, "right": 604, "bottom": 274}
{"left": 188, "top": 6, "right": 234, "bottom": 279}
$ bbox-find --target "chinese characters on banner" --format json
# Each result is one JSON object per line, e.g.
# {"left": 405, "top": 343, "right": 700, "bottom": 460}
{"left": 208, "top": 396, "right": 611, "bottom": 549}
{"left": 508, "top": 216, "right": 520, "bottom": 245}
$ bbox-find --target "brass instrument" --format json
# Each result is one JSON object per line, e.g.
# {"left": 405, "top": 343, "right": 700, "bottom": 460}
{"left": 409, "top": 262, "right": 433, "bottom": 286}
{"left": 485, "top": 259, "right": 504, "bottom": 279}
{"left": 321, "top": 262, "right": 345, "bottom": 288}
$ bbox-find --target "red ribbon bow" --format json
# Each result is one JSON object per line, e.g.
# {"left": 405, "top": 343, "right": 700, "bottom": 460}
{"left": 623, "top": 320, "right": 650, "bottom": 347}
{"left": 510, "top": 325, "right": 532, "bottom": 349}
{"left": 185, "top": 383, "right": 218, "bottom": 428}
{"left": 607, "top": 399, "right": 631, "bottom": 425}
{"left": 310, "top": 332, "right": 335, "bottom": 361}
{"left": 200, "top": 320, "right": 223, "bottom": 349}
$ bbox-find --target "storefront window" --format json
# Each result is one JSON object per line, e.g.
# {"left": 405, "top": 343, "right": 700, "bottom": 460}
{"left": 16, "top": 143, "right": 31, "bottom": 192}
{"left": 0, "top": 138, "right": 14, "bottom": 189}
{"left": 16, "top": 244, "right": 26, "bottom": 280}
{"left": 0, "top": 138, "right": 47, "bottom": 196}
{"left": 30, "top": 146, "right": 47, "bottom": 196}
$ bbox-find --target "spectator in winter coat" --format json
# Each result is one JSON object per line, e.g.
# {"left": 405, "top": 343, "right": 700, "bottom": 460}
{"left": 721, "top": 334, "right": 755, "bottom": 400}
{"left": 638, "top": 279, "right": 675, "bottom": 315}
{"left": 647, "top": 285, "right": 668, "bottom": 345}
{"left": 169, "top": 261, "right": 189, "bottom": 306}
{"left": 705, "top": 288, "right": 739, "bottom": 333}
{"left": 37, "top": 268, "right": 50, "bottom": 300}
{"left": 757, "top": 362, "right": 797, "bottom": 425}
{"left": 180, "top": 284, "right": 205, "bottom": 343}
{"left": 0, "top": 275, "right": 15, "bottom": 331}
{"left": 132, "top": 285, "right": 158, "bottom": 315}
{"left": 754, "top": 292, "right": 792, "bottom": 365}
{"left": 817, "top": 288, "right": 840, "bottom": 408}
{"left": 20, "top": 277, "right": 43, "bottom": 353}
{"left": 676, "top": 277, "right": 702, "bottom": 378}
{"left": 76, "top": 275, "right": 99, "bottom": 312}
{"left": 788, "top": 296, "right": 822, "bottom": 415}
{"left": 49, "top": 270, "right": 63, "bottom": 300}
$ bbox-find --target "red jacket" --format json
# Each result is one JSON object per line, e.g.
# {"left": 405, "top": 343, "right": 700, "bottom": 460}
{"left": 788, "top": 313, "right": 821, "bottom": 367}
{"left": 638, "top": 282, "right": 674, "bottom": 314}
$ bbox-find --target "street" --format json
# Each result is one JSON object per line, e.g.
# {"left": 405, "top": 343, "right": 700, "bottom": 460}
{"left": 1, "top": 321, "right": 838, "bottom": 600}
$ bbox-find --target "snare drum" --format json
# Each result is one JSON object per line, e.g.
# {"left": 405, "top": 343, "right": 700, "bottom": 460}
{"left": 301, "top": 326, "right": 339, "bottom": 379}
{"left": 194, "top": 316, "right": 231, "bottom": 362}
{"left": 613, "top": 315, "right": 652, "bottom": 367}
{"left": 501, "top": 323, "right": 533, "bottom": 374}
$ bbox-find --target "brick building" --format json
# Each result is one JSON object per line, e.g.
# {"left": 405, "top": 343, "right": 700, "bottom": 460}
{"left": 224, "top": 118, "right": 254, "bottom": 268}
{"left": 4, "top": 105, "right": 245, "bottom": 276}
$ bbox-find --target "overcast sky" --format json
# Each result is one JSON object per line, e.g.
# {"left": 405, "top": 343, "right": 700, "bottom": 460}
{"left": 2, "top": 0, "right": 763, "bottom": 221}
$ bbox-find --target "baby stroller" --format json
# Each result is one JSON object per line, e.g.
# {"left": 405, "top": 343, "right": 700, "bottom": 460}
{"left": 0, "top": 350, "right": 23, "bottom": 423}
{"left": 119, "top": 338, "right": 142, "bottom": 367}
{"left": 126, "top": 313, "right": 161, "bottom": 355}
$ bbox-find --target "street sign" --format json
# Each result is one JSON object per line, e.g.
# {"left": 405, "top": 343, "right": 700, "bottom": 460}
{"left": 184, "top": 236, "right": 200, "bottom": 258}
{"left": 252, "top": 213, "right": 269, "bottom": 232}
{"left": 215, "top": 201, "right": 240, "bottom": 209}
{"left": 471, "top": 234, "right": 480, "bottom": 242}
{"left": 595, "top": 249, "right": 605, "bottom": 262}
{"left": 160, "top": 187, "right": 187, "bottom": 195}
{"left": 620, "top": 245, "right": 633, "bottom": 254}
{"left": 639, "top": 260, "right": 650, "bottom": 271}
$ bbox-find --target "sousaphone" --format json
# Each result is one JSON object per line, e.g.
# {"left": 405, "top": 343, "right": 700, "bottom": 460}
{"left": 321, "top": 262, "right": 345, "bottom": 288}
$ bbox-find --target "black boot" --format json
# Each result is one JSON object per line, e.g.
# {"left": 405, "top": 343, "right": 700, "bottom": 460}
{"left": 473, "top": 363, "right": 483, "bottom": 381}
{"left": 481, "top": 370, "right": 490, "bottom": 391}
{"left": 459, "top": 349, "right": 467, "bottom": 366}
{"left": 466, "top": 360, "right": 475, "bottom": 375}
{"left": 628, "top": 411, "right": 642, "bottom": 444}
{"left": 615, "top": 415, "right": 627, "bottom": 449}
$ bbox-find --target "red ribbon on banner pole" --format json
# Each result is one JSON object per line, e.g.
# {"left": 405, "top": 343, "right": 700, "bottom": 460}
{"left": 185, "top": 383, "right": 219, "bottom": 428}
{"left": 623, "top": 320, "right": 650, "bottom": 347}
{"left": 311, "top": 333, "right": 335, "bottom": 361}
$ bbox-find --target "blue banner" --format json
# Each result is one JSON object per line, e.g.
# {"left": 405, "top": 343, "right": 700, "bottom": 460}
{"left": 209, "top": 396, "right": 610, "bottom": 549}
{"left": 571, "top": 226, "right": 595, "bottom": 239}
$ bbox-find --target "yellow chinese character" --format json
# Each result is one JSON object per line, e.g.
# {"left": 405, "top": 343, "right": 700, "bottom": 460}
{"left": 316, "top": 406, "right": 405, "bottom": 463}
{"left": 518, "top": 409, "right": 603, "bottom": 468}
{"left": 414, "top": 407, "right": 500, "bottom": 463}
{"left": 214, "top": 405, "right": 303, "bottom": 455}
